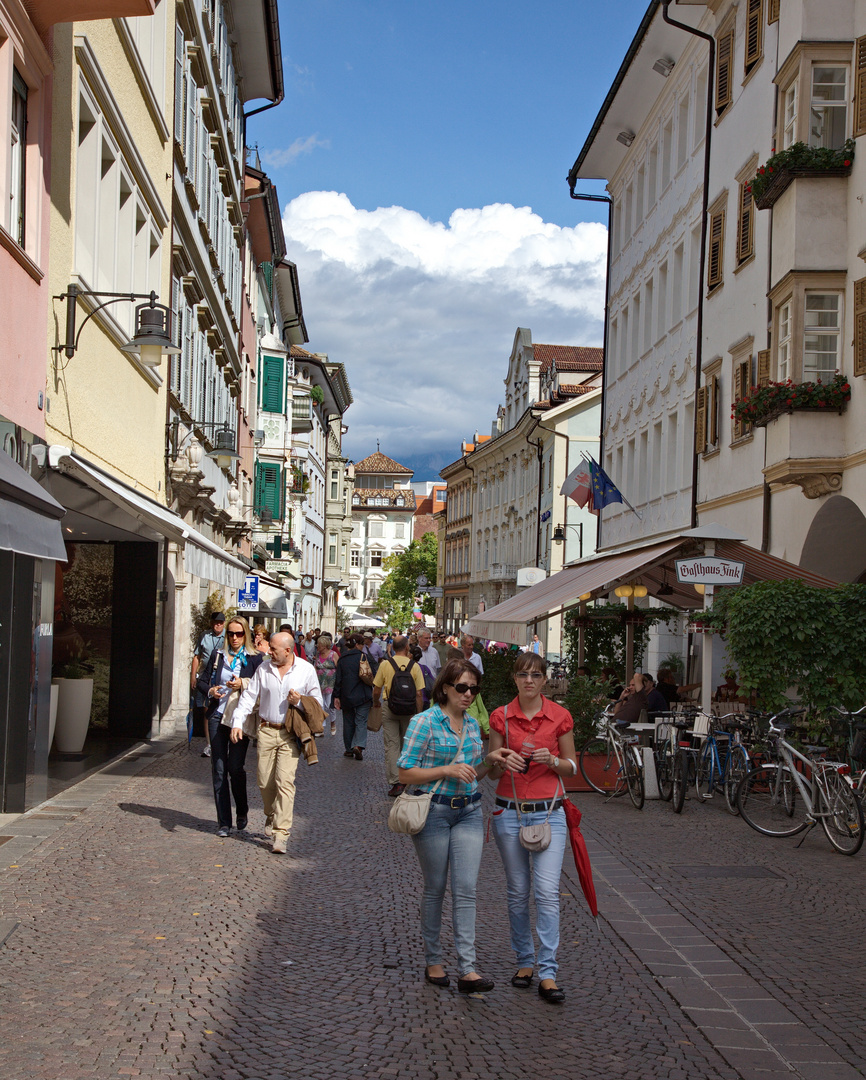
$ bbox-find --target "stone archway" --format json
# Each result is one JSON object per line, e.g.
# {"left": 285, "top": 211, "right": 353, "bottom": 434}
{"left": 799, "top": 496, "right": 866, "bottom": 582}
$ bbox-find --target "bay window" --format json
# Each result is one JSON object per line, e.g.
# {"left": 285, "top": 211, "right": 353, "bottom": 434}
{"left": 803, "top": 294, "right": 842, "bottom": 379}
{"left": 776, "top": 44, "right": 852, "bottom": 150}
{"left": 770, "top": 273, "right": 846, "bottom": 383}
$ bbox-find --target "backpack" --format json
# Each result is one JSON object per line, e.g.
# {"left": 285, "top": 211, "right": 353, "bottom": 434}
{"left": 387, "top": 657, "right": 418, "bottom": 715}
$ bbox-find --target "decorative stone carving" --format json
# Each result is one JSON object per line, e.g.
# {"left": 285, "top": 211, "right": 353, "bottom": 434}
{"left": 790, "top": 472, "right": 843, "bottom": 499}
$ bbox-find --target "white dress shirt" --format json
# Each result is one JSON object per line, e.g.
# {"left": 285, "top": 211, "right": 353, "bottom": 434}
{"left": 419, "top": 644, "right": 441, "bottom": 675}
{"left": 465, "top": 651, "right": 484, "bottom": 675}
{"left": 231, "top": 655, "right": 323, "bottom": 729}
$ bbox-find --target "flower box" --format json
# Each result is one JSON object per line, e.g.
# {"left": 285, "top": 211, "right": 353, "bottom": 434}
{"left": 754, "top": 164, "right": 853, "bottom": 210}
{"left": 733, "top": 375, "right": 851, "bottom": 428}
{"left": 748, "top": 140, "right": 854, "bottom": 211}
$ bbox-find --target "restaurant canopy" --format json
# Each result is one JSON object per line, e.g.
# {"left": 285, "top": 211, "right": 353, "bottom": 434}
{"left": 462, "top": 524, "right": 838, "bottom": 644}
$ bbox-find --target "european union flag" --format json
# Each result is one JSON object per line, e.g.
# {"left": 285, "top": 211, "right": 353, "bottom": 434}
{"left": 588, "top": 459, "right": 625, "bottom": 515}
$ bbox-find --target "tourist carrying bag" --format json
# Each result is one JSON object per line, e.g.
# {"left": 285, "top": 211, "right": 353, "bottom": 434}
{"left": 388, "top": 720, "right": 468, "bottom": 835}
{"left": 505, "top": 706, "right": 561, "bottom": 852}
{"left": 358, "top": 652, "right": 375, "bottom": 686}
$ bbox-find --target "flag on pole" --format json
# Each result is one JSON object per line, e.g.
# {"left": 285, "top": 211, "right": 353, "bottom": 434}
{"left": 585, "top": 455, "right": 642, "bottom": 519}
{"left": 560, "top": 461, "right": 592, "bottom": 508}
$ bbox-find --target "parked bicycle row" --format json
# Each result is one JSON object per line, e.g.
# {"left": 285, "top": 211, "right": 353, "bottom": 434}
{"left": 578, "top": 705, "right": 866, "bottom": 856}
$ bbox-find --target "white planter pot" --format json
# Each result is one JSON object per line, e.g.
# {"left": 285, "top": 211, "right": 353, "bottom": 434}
{"left": 49, "top": 679, "right": 60, "bottom": 751}
{"left": 54, "top": 678, "right": 94, "bottom": 754}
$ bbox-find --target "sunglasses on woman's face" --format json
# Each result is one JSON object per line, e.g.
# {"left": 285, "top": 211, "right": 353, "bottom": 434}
{"left": 449, "top": 682, "right": 480, "bottom": 696}
{"left": 226, "top": 630, "right": 245, "bottom": 638}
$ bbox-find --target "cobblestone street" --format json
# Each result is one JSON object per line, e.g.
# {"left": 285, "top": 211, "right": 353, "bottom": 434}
{"left": 1, "top": 732, "right": 865, "bottom": 1080}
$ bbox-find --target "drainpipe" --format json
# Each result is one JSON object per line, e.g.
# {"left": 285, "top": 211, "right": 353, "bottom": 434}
{"left": 568, "top": 191, "right": 611, "bottom": 552}
{"left": 660, "top": 1, "right": 716, "bottom": 530}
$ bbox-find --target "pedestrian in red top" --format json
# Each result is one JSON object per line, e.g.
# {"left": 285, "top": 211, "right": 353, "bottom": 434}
{"left": 487, "top": 652, "right": 578, "bottom": 1004}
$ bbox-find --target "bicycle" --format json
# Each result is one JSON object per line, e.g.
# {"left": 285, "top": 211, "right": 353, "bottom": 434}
{"left": 671, "top": 718, "right": 702, "bottom": 814}
{"left": 831, "top": 706, "right": 866, "bottom": 792}
{"left": 652, "top": 708, "right": 697, "bottom": 802}
{"left": 736, "top": 708, "right": 865, "bottom": 855}
{"left": 580, "top": 709, "right": 645, "bottom": 810}
{"left": 694, "top": 712, "right": 754, "bottom": 815}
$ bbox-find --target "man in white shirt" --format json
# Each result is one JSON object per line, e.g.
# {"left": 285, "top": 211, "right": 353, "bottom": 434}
{"left": 417, "top": 629, "right": 441, "bottom": 677}
{"left": 364, "top": 632, "right": 385, "bottom": 662}
{"left": 461, "top": 634, "right": 484, "bottom": 675}
{"left": 231, "top": 631, "right": 322, "bottom": 854}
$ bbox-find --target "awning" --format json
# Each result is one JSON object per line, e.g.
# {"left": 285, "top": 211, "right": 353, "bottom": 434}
{"left": 462, "top": 527, "right": 839, "bottom": 643}
{"left": 47, "top": 447, "right": 248, "bottom": 590}
{"left": 464, "top": 539, "right": 682, "bottom": 643}
{"left": 0, "top": 448, "right": 67, "bottom": 561}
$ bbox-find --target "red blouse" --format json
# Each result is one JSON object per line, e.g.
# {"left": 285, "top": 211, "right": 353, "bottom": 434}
{"left": 488, "top": 695, "right": 573, "bottom": 800}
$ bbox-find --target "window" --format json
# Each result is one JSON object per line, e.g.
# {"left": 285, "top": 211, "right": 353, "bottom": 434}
{"left": 677, "top": 96, "right": 689, "bottom": 170}
{"left": 658, "top": 261, "right": 668, "bottom": 335}
{"left": 395, "top": 523, "right": 405, "bottom": 538}
{"left": 744, "top": 0, "right": 764, "bottom": 75}
{"left": 804, "top": 293, "right": 841, "bottom": 379}
{"left": 328, "top": 534, "right": 337, "bottom": 566}
{"left": 782, "top": 81, "right": 798, "bottom": 148}
{"left": 810, "top": 66, "right": 847, "bottom": 148}
{"left": 330, "top": 471, "right": 338, "bottom": 500}
{"left": 706, "top": 371, "right": 721, "bottom": 452}
{"left": 643, "top": 279, "right": 654, "bottom": 352}
{"left": 351, "top": 549, "right": 360, "bottom": 568}
{"left": 260, "top": 355, "right": 284, "bottom": 413}
{"left": 635, "top": 166, "right": 644, "bottom": 225}
{"left": 370, "top": 551, "right": 383, "bottom": 568}
{"left": 778, "top": 300, "right": 792, "bottom": 382}
{"left": 736, "top": 177, "right": 754, "bottom": 264}
{"left": 695, "top": 387, "right": 707, "bottom": 455}
{"left": 716, "top": 26, "right": 734, "bottom": 115}
{"left": 10, "top": 69, "right": 27, "bottom": 246}
{"left": 672, "top": 244, "right": 684, "bottom": 324}
{"left": 648, "top": 144, "right": 658, "bottom": 208}
{"left": 254, "top": 462, "right": 282, "bottom": 519}
{"left": 661, "top": 120, "right": 673, "bottom": 189}
{"left": 768, "top": 0, "right": 780, "bottom": 23}
{"left": 707, "top": 201, "right": 725, "bottom": 292}
{"left": 732, "top": 344, "right": 755, "bottom": 440}
{"left": 368, "top": 521, "right": 384, "bottom": 538}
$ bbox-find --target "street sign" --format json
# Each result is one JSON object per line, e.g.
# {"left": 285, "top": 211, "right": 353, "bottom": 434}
{"left": 266, "top": 559, "right": 295, "bottom": 575}
{"left": 426, "top": 586, "right": 443, "bottom": 598}
{"left": 675, "top": 557, "right": 745, "bottom": 585}
{"left": 238, "top": 575, "right": 259, "bottom": 611}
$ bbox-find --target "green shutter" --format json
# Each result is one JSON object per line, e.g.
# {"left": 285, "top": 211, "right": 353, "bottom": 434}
{"left": 254, "top": 462, "right": 283, "bottom": 518}
{"left": 260, "top": 354, "right": 283, "bottom": 413}
{"left": 260, "top": 261, "right": 274, "bottom": 300}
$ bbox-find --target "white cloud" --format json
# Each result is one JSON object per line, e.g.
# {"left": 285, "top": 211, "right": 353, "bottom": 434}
{"left": 261, "top": 135, "right": 330, "bottom": 169}
{"left": 282, "top": 192, "right": 606, "bottom": 476}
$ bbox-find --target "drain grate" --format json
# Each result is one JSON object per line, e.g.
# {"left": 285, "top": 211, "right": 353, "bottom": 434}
{"left": 672, "top": 864, "right": 782, "bottom": 880}
{"left": 27, "top": 812, "right": 80, "bottom": 821}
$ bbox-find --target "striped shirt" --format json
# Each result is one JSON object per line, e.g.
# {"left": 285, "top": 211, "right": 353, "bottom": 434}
{"left": 397, "top": 704, "right": 485, "bottom": 798}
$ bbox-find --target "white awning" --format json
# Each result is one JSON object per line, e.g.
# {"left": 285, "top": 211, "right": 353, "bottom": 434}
{"left": 47, "top": 447, "right": 248, "bottom": 590}
{"left": 0, "top": 448, "right": 67, "bottom": 561}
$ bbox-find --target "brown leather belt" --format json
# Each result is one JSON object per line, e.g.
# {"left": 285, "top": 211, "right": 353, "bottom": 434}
{"left": 259, "top": 720, "right": 284, "bottom": 730}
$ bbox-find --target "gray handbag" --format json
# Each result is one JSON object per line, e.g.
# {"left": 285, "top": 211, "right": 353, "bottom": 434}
{"left": 505, "top": 705, "right": 562, "bottom": 852}
{"left": 388, "top": 721, "right": 468, "bottom": 835}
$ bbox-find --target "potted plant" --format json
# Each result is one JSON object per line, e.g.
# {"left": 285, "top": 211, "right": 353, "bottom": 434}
{"left": 732, "top": 374, "right": 851, "bottom": 428}
{"left": 747, "top": 139, "right": 854, "bottom": 210}
{"left": 53, "top": 658, "right": 94, "bottom": 754}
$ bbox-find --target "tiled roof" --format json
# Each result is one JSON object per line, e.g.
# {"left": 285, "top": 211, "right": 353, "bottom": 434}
{"left": 557, "top": 383, "right": 595, "bottom": 395}
{"left": 353, "top": 451, "right": 413, "bottom": 474}
{"left": 352, "top": 488, "right": 416, "bottom": 509}
{"left": 290, "top": 345, "right": 316, "bottom": 359}
{"left": 533, "top": 344, "right": 603, "bottom": 373}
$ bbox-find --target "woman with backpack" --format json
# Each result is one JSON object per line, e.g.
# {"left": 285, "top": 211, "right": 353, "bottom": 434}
{"left": 333, "top": 633, "right": 375, "bottom": 760}
{"left": 397, "top": 658, "right": 523, "bottom": 992}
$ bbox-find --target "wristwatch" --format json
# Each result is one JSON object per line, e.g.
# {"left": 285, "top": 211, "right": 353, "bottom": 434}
{"left": 552, "top": 756, "right": 560, "bottom": 769}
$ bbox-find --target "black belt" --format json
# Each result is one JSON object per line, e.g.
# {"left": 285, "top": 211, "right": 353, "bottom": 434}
{"left": 495, "top": 797, "right": 564, "bottom": 813}
{"left": 259, "top": 720, "right": 285, "bottom": 729}
{"left": 423, "top": 792, "right": 482, "bottom": 808}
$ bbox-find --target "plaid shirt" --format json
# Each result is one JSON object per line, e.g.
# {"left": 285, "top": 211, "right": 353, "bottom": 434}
{"left": 397, "top": 705, "right": 485, "bottom": 798}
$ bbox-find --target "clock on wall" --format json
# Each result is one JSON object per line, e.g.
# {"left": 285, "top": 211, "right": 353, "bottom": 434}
{"left": 300, "top": 574, "right": 314, "bottom": 589}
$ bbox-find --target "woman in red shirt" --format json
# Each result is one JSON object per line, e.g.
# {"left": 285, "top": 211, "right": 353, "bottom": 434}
{"left": 487, "top": 652, "right": 577, "bottom": 1004}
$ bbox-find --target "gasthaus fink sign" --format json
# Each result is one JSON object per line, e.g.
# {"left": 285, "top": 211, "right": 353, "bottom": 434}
{"left": 675, "top": 557, "right": 745, "bottom": 585}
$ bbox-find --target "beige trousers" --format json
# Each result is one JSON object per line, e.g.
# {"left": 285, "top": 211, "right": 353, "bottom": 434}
{"left": 256, "top": 725, "right": 301, "bottom": 839}
{"left": 382, "top": 701, "right": 413, "bottom": 785}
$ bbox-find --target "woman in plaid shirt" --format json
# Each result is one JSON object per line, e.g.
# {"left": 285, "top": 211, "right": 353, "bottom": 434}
{"left": 398, "top": 658, "right": 523, "bottom": 993}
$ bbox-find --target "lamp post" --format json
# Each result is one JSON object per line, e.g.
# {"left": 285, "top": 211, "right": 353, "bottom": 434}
{"left": 552, "top": 522, "right": 584, "bottom": 559}
{"left": 55, "top": 284, "right": 179, "bottom": 367}
{"left": 169, "top": 418, "right": 241, "bottom": 470}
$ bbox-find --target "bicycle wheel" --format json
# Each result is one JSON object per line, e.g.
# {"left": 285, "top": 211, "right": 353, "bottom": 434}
{"left": 723, "top": 746, "right": 750, "bottom": 815}
{"left": 695, "top": 743, "right": 715, "bottom": 801}
{"left": 624, "top": 745, "right": 645, "bottom": 810}
{"left": 819, "top": 770, "right": 864, "bottom": 856}
{"left": 580, "top": 737, "right": 617, "bottom": 795}
{"left": 672, "top": 750, "right": 687, "bottom": 814}
{"left": 656, "top": 743, "right": 674, "bottom": 802}
{"left": 737, "top": 766, "right": 811, "bottom": 837}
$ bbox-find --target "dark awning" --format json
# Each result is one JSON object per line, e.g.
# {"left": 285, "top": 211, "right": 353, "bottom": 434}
{"left": 0, "top": 448, "right": 67, "bottom": 561}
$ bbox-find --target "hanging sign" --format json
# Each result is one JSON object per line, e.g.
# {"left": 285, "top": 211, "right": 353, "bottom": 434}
{"left": 675, "top": 557, "right": 745, "bottom": 585}
{"left": 238, "top": 575, "right": 259, "bottom": 611}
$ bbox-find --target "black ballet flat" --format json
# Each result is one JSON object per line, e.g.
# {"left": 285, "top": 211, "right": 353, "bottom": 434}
{"left": 424, "top": 968, "right": 450, "bottom": 987}
{"left": 538, "top": 984, "right": 565, "bottom": 1004}
{"left": 457, "top": 975, "right": 494, "bottom": 994}
{"left": 511, "top": 971, "right": 534, "bottom": 988}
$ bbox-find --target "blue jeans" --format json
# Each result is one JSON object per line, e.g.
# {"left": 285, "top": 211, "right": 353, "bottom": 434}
{"left": 411, "top": 800, "right": 484, "bottom": 976}
{"left": 342, "top": 702, "right": 370, "bottom": 751}
{"left": 493, "top": 806, "right": 567, "bottom": 981}
{"left": 208, "top": 716, "right": 249, "bottom": 828}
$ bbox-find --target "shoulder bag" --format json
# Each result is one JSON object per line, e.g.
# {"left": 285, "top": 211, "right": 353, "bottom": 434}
{"left": 388, "top": 717, "right": 468, "bottom": 835}
{"left": 358, "top": 651, "right": 375, "bottom": 686}
{"left": 504, "top": 705, "right": 562, "bottom": 852}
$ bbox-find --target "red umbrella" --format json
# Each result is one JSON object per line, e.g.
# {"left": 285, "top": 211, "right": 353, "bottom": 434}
{"left": 563, "top": 797, "right": 599, "bottom": 920}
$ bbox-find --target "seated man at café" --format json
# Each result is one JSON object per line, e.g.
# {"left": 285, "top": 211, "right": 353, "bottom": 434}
{"left": 642, "top": 673, "right": 669, "bottom": 715}
{"left": 612, "top": 673, "right": 649, "bottom": 724}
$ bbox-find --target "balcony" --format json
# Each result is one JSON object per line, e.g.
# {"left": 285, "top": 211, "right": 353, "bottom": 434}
{"left": 291, "top": 396, "right": 312, "bottom": 433}
{"left": 489, "top": 562, "right": 517, "bottom": 581}
{"left": 762, "top": 409, "right": 847, "bottom": 499}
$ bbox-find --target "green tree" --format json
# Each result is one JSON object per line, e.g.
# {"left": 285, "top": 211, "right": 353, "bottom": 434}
{"left": 376, "top": 532, "right": 438, "bottom": 628}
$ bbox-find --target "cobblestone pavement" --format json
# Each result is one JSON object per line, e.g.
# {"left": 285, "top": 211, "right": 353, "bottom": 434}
{"left": 1, "top": 732, "right": 864, "bottom": 1080}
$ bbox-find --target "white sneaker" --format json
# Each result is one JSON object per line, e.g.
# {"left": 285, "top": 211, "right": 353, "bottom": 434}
{"left": 201, "top": 745, "right": 211, "bottom": 758}
{"left": 330, "top": 724, "right": 337, "bottom": 736}
{"left": 264, "top": 817, "right": 274, "bottom": 838}
{"left": 271, "top": 836, "right": 287, "bottom": 854}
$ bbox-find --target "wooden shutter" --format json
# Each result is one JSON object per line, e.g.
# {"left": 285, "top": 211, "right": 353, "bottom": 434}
{"left": 757, "top": 348, "right": 771, "bottom": 386}
{"left": 737, "top": 181, "right": 753, "bottom": 263}
{"left": 767, "top": 0, "right": 780, "bottom": 23}
{"left": 855, "top": 37, "right": 866, "bottom": 139}
{"left": 695, "top": 386, "right": 708, "bottom": 454}
{"left": 716, "top": 29, "right": 734, "bottom": 114}
{"left": 745, "top": 0, "right": 763, "bottom": 72}
{"left": 255, "top": 462, "right": 282, "bottom": 518}
{"left": 854, "top": 278, "right": 866, "bottom": 377}
{"left": 707, "top": 207, "right": 725, "bottom": 289}
{"left": 709, "top": 374, "right": 720, "bottom": 446}
{"left": 733, "top": 362, "right": 744, "bottom": 439}
{"left": 261, "top": 355, "right": 283, "bottom": 413}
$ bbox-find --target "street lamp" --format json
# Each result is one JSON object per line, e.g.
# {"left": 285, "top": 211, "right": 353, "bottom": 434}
{"left": 169, "top": 418, "right": 241, "bottom": 469}
{"left": 552, "top": 522, "right": 584, "bottom": 559}
{"left": 55, "top": 284, "right": 179, "bottom": 367}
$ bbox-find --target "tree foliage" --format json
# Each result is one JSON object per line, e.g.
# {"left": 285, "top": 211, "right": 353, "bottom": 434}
{"left": 562, "top": 603, "right": 680, "bottom": 678}
{"left": 376, "top": 532, "right": 438, "bottom": 629}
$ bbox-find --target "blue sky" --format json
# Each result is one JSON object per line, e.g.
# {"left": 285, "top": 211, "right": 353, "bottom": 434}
{"left": 248, "top": 0, "right": 652, "bottom": 479}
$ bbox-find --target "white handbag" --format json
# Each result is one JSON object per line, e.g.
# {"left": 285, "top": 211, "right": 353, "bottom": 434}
{"left": 505, "top": 706, "right": 562, "bottom": 852}
{"left": 388, "top": 722, "right": 468, "bottom": 835}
